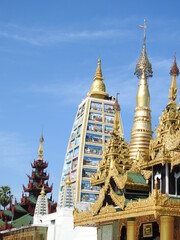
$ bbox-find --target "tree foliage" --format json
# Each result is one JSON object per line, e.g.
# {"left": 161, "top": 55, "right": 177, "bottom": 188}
{"left": 0, "top": 186, "right": 13, "bottom": 210}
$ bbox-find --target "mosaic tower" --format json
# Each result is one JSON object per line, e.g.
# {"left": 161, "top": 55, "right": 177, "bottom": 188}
{"left": 58, "top": 58, "right": 124, "bottom": 207}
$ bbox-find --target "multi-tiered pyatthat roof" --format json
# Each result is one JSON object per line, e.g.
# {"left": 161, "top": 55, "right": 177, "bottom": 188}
{"left": 141, "top": 55, "right": 180, "bottom": 171}
{"left": 129, "top": 20, "right": 153, "bottom": 160}
{"left": 91, "top": 96, "right": 130, "bottom": 187}
{"left": 21, "top": 135, "right": 56, "bottom": 216}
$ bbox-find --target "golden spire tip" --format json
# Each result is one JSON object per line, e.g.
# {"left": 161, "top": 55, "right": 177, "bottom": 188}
{"left": 38, "top": 133, "right": 44, "bottom": 161}
{"left": 40, "top": 185, "right": 45, "bottom": 195}
{"left": 135, "top": 19, "right": 153, "bottom": 79}
{"left": 170, "top": 52, "right": 179, "bottom": 76}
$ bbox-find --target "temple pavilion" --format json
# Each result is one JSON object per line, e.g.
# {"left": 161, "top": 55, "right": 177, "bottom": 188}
{"left": 74, "top": 22, "right": 180, "bottom": 240}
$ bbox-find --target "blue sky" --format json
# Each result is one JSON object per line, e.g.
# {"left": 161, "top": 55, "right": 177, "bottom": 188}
{"left": 0, "top": 0, "right": 180, "bottom": 202}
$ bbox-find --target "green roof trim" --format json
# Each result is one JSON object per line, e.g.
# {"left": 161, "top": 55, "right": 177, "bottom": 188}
{"left": 3, "top": 210, "right": 13, "bottom": 217}
{"left": 169, "top": 196, "right": 180, "bottom": 201}
{"left": 128, "top": 173, "right": 147, "bottom": 185}
{"left": 27, "top": 196, "right": 37, "bottom": 204}
{"left": 0, "top": 219, "right": 4, "bottom": 227}
{"left": 12, "top": 214, "right": 33, "bottom": 228}
{"left": 15, "top": 205, "right": 27, "bottom": 212}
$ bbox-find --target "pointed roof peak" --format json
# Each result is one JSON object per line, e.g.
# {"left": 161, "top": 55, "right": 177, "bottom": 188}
{"left": 94, "top": 57, "right": 103, "bottom": 81}
{"left": 38, "top": 133, "right": 44, "bottom": 161}
{"left": 89, "top": 58, "right": 109, "bottom": 99}
{"left": 66, "top": 175, "right": 71, "bottom": 186}
{"left": 113, "top": 92, "right": 120, "bottom": 111}
{"left": 170, "top": 53, "right": 179, "bottom": 76}
{"left": 40, "top": 185, "right": 45, "bottom": 195}
{"left": 113, "top": 93, "right": 124, "bottom": 137}
{"left": 135, "top": 19, "right": 153, "bottom": 79}
{"left": 169, "top": 53, "right": 178, "bottom": 102}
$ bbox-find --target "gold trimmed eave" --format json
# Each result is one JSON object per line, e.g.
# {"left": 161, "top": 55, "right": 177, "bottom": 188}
{"left": 74, "top": 187, "right": 180, "bottom": 227}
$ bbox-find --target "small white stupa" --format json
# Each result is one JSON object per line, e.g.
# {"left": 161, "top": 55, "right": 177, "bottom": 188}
{"left": 34, "top": 186, "right": 49, "bottom": 224}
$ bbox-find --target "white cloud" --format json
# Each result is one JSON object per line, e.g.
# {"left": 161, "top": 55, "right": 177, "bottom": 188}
{"left": 0, "top": 23, "right": 136, "bottom": 46}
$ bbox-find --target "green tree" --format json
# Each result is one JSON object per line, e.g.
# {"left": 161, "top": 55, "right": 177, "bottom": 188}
{"left": 0, "top": 186, "right": 13, "bottom": 210}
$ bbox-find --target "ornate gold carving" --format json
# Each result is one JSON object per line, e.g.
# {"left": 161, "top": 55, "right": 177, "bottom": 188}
{"left": 109, "top": 187, "right": 125, "bottom": 210}
{"left": 99, "top": 203, "right": 116, "bottom": 215}
{"left": 146, "top": 60, "right": 180, "bottom": 170}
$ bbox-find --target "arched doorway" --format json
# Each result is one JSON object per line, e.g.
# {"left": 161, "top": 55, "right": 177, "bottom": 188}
{"left": 120, "top": 225, "right": 127, "bottom": 240}
{"left": 138, "top": 222, "right": 160, "bottom": 240}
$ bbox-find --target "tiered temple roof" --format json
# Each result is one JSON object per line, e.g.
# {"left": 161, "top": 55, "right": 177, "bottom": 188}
{"left": 20, "top": 134, "right": 56, "bottom": 216}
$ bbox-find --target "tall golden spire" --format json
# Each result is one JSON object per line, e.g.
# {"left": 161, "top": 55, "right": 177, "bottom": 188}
{"left": 113, "top": 93, "right": 124, "bottom": 138}
{"left": 129, "top": 20, "right": 153, "bottom": 160}
{"left": 89, "top": 58, "right": 109, "bottom": 99}
{"left": 169, "top": 53, "right": 179, "bottom": 102}
{"left": 38, "top": 133, "right": 44, "bottom": 161}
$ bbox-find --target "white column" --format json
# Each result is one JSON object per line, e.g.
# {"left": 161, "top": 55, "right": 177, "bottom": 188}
{"left": 151, "top": 166, "right": 153, "bottom": 193}
{"left": 165, "top": 163, "right": 169, "bottom": 194}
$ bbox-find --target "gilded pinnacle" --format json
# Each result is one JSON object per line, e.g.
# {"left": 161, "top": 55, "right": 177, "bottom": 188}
{"left": 94, "top": 58, "right": 103, "bottom": 81}
{"left": 135, "top": 20, "right": 153, "bottom": 79}
{"left": 38, "top": 133, "right": 44, "bottom": 161}
{"left": 66, "top": 175, "right": 71, "bottom": 185}
{"left": 129, "top": 20, "right": 153, "bottom": 160}
{"left": 113, "top": 93, "right": 120, "bottom": 111}
{"left": 170, "top": 53, "right": 179, "bottom": 76}
{"left": 89, "top": 58, "right": 109, "bottom": 99}
{"left": 113, "top": 93, "right": 124, "bottom": 138}
{"left": 169, "top": 54, "right": 179, "bottom": 102}
{"left": 40, "top": 185, "right": 45, "bottom": 195}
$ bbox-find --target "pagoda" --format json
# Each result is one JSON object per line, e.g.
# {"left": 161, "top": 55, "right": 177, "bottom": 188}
{"left": 74, "top": 21, "right": 180, "bottom": 240}
{"left": 58, "top": 58, "right": 124, "bottom": 209}
{"left": 21, "top": 134, "right": 56, "bottom": 216}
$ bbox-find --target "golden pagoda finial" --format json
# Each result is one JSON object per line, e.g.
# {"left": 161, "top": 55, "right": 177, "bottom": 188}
{"left": 95, "top": 57, "right": 103, "bottom": 81}
{"left": 66, "top": 175, "right": 71, "bottom": 186}
{"left": 113, "top": 93, "right": 120, "bottom": 132}
{"left": 169, "top": 53, "right": 179, "bottom": 102}
{"left": 40, "top": 185, "right": 45, "bottom": 195}
{"left": 89, "top": 58, "right": 109, "bottom": 99}
{"left": 135, "top": 19, "right": 153, "bottom": 79}
{"left": 113, "top": 93, "right": 124, "bottom": 138}
{"left": 38, "top": 133, "right": 44, "bottom": 161}
{"left": 129, "top": 20, "right": 153, "bottom": 160}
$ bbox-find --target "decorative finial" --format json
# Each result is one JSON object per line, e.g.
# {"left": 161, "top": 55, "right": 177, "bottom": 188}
{"left": 169, "top": 53, "right": 179, "bottom": 102}
{"left": 113, "top": 93, "right": 120, "bottom": 133}
{"left": 38, "top": 133, "right": 44, "bottom": 161}
{"left": 94, "top": 57, "right": 103, "bottom": 81}
{"left": 89, "top": 58, "right": 109, "bottom": 99}
{"left": 170, "top": 53, "right": 179, "bottom": 76}
{"left": 139, "top": 19, "right": 146, "bottom": 46}
{"left": 135, "top": 19, "right": 153, "bottom": 79}
{"left": 113, "top": 93, "right": 124, "bottom": 138}
{"left": 66, "top": 175, "right": 71, "bottom": 185}
{"left": 40, "top": 185, "right": 45, "bottom": 195}
{"left": 113, "top": 92, "right": 120, "bottom": 111}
